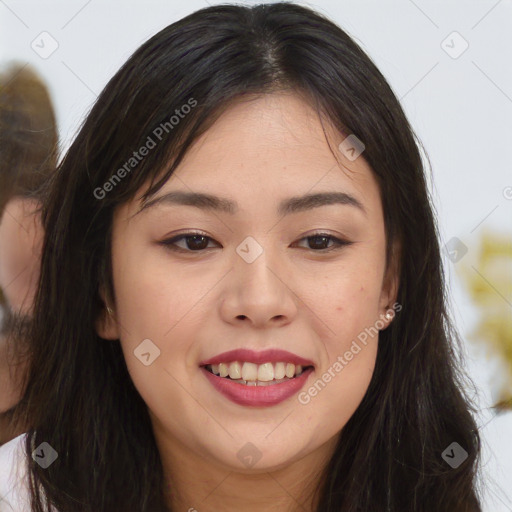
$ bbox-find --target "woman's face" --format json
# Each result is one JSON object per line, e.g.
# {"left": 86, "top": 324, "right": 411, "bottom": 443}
{"left": 0, "top": 197, "right": 43, "bottom": 316}
{"left": 98, "top": 92, "right": 398, "bottom": 473}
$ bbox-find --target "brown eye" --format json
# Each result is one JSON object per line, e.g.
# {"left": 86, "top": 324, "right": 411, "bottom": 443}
{"left": 295, "top": 233, "right": 353, "bottom": 252}
{"left": 160, "top": 232, "right": 218, "bottom": 252}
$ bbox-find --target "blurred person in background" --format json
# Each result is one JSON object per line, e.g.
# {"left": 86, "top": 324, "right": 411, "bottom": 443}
{"left": 0, "top": 63, "right": 57, "bottom": 445}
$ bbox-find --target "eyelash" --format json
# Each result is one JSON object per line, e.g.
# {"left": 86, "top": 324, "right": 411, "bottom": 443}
{"left": 159, "top": 230, "right": 353, "bottom": 254}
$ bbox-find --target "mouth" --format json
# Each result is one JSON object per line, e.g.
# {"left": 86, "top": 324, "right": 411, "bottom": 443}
{"left": 198, "top": 348, "right": 315, "bottom": 406}
{"left": 200, "top": 361, "right": 314, "bottom": 407}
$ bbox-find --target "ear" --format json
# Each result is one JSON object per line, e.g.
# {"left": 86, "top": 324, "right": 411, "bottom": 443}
{"left": 378, "top": 238, "right": 401, "bottom": 328}
{"left": 95, "top": 285, "right": 120, "bottom": 340}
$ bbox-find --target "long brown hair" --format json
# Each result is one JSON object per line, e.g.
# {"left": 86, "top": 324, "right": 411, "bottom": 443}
{"left": 13, "top": 3, "right": 481, "bottom": 510}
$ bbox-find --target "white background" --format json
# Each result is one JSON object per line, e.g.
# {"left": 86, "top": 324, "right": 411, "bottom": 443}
{"left": 1, "top": 0, "right": 511, "bottom": 509}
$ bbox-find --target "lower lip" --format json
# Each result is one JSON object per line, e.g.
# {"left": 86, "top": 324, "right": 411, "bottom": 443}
{"left": 200, "top": 366, "right": 314, "bottom": 407}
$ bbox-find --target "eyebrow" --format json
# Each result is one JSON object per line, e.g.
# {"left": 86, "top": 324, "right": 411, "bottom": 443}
{"left": 136, "top": 190, "right": 367, "bottom": 217}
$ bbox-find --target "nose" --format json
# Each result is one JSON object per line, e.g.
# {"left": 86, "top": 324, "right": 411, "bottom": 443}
{"left": 220, "top": 244, "right": 298, "bottom": 328}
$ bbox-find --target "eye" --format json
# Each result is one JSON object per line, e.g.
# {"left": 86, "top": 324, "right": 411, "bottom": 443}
{"left": 293, "top": 232, "right": 353, "bottom": 252}
{"left": 159, "top": 231, "right": 218, "bottom": 252}
{"left": 159, "top": 231, "right": 353, "bottom": 253}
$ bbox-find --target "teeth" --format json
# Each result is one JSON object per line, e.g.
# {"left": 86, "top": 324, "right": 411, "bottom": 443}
{"left": 218, "top": 363, "right": 229, "bottom": 378}
{"left": 241, "top": 362, "right": 258, "bottom": 381}
{"left": 228, "top": 377, "right": 294, "bottom": 386}
{"left": 257, "top": 362, "right": 274, "bottom": 382}
{"left": 228, "top": 361, "right": 242, "bottom": 380}
{"left": 274, "top": 362, "right": 285, "bottom": 379}
{"left": 207, "top": 361, "right": 308, "bottom": 381}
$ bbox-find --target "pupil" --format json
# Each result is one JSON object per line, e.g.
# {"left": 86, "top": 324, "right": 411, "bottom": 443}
{"left": 188, "top": 235, "right": 208, "bottom": 250}
{"left": 309, "top": 235, "right": 328, "bottom": 249}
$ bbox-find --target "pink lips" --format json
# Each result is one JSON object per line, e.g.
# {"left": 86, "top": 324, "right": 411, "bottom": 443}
{"left": 198, "top": 348, "right": 314, "bottom": 367}
{"left": 199, "top": 348, "right": 315, "bottom": 407}
{"left": 201, "top": 366, "right": 314, "bottom": 407}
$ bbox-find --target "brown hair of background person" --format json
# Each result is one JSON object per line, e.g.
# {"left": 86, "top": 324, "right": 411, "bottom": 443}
{"left": 0, "top": 63, "right": 57, "bottom": 212}
{"left": 0, "top": 62, "right": 58, "bottom": 445}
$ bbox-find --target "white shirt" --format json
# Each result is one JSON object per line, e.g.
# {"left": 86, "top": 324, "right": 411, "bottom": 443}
{"left": 0, "top": 433, "right": 31, "bottom": 511}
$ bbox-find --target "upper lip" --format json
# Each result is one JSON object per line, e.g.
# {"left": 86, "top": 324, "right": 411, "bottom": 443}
{"left": 199, "top": 349, "right": 315, "bottom": 367}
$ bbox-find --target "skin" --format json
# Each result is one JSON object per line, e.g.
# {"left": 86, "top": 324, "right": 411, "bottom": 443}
{"left": 0, "top": 197, "right": 43, "bottom": 442}
{"left": 0, "top": 197, "right": 43, "bottom": 317}
{"left": 97, "top": 92, "right": 399, "bottom": 512}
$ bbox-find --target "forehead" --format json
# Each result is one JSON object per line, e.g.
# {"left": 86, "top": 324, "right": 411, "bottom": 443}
{"left": 177, "top": 92, "right": 362, "bottom": 178}
{"left": 124, "top": 92, "right": 381, "bottom": 220}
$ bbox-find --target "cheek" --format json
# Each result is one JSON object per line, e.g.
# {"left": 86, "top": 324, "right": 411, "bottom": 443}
{"left": 111, "top": 243, "right": 208, "bottom": 377}
{"left": 323, "top": 260, "right": 383, "bottom": 335}
{"left": 304, "top": 255, "right": 383, "bottom": 407}
{"left": 334, "top": 283, "right": 379, "bottom": 327}
{"left": 310, "top": 341, "right": 378, "bottom": 434}
{"left": 296, "top": 276, "right": 380, "bottom": 436}
{"left": 111, "top": 242, "right": 182, "bottom": 336}
{"left": 111, "top": 248, "right": 197, "bottom": 423}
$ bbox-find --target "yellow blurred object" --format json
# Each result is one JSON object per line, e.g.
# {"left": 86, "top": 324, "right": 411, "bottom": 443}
{"left": 457, "top": 229, "right": 512, "bottom": 411}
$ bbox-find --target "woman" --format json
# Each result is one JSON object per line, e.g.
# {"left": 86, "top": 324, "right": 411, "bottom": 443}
{"left": 2, "top": 2, "right": 481, "bottom": 511}
{"left": 0, "top": 64, "right": 56, "bottom": 446}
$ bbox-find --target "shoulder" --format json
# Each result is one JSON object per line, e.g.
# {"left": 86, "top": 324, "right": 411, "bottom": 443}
{"left": 0, "top": 432, "right": 31, "bottom": 511}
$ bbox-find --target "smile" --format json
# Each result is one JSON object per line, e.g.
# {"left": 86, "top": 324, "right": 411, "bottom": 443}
{"left": 201, "top": 363, "right": 314, "bottom": 407}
